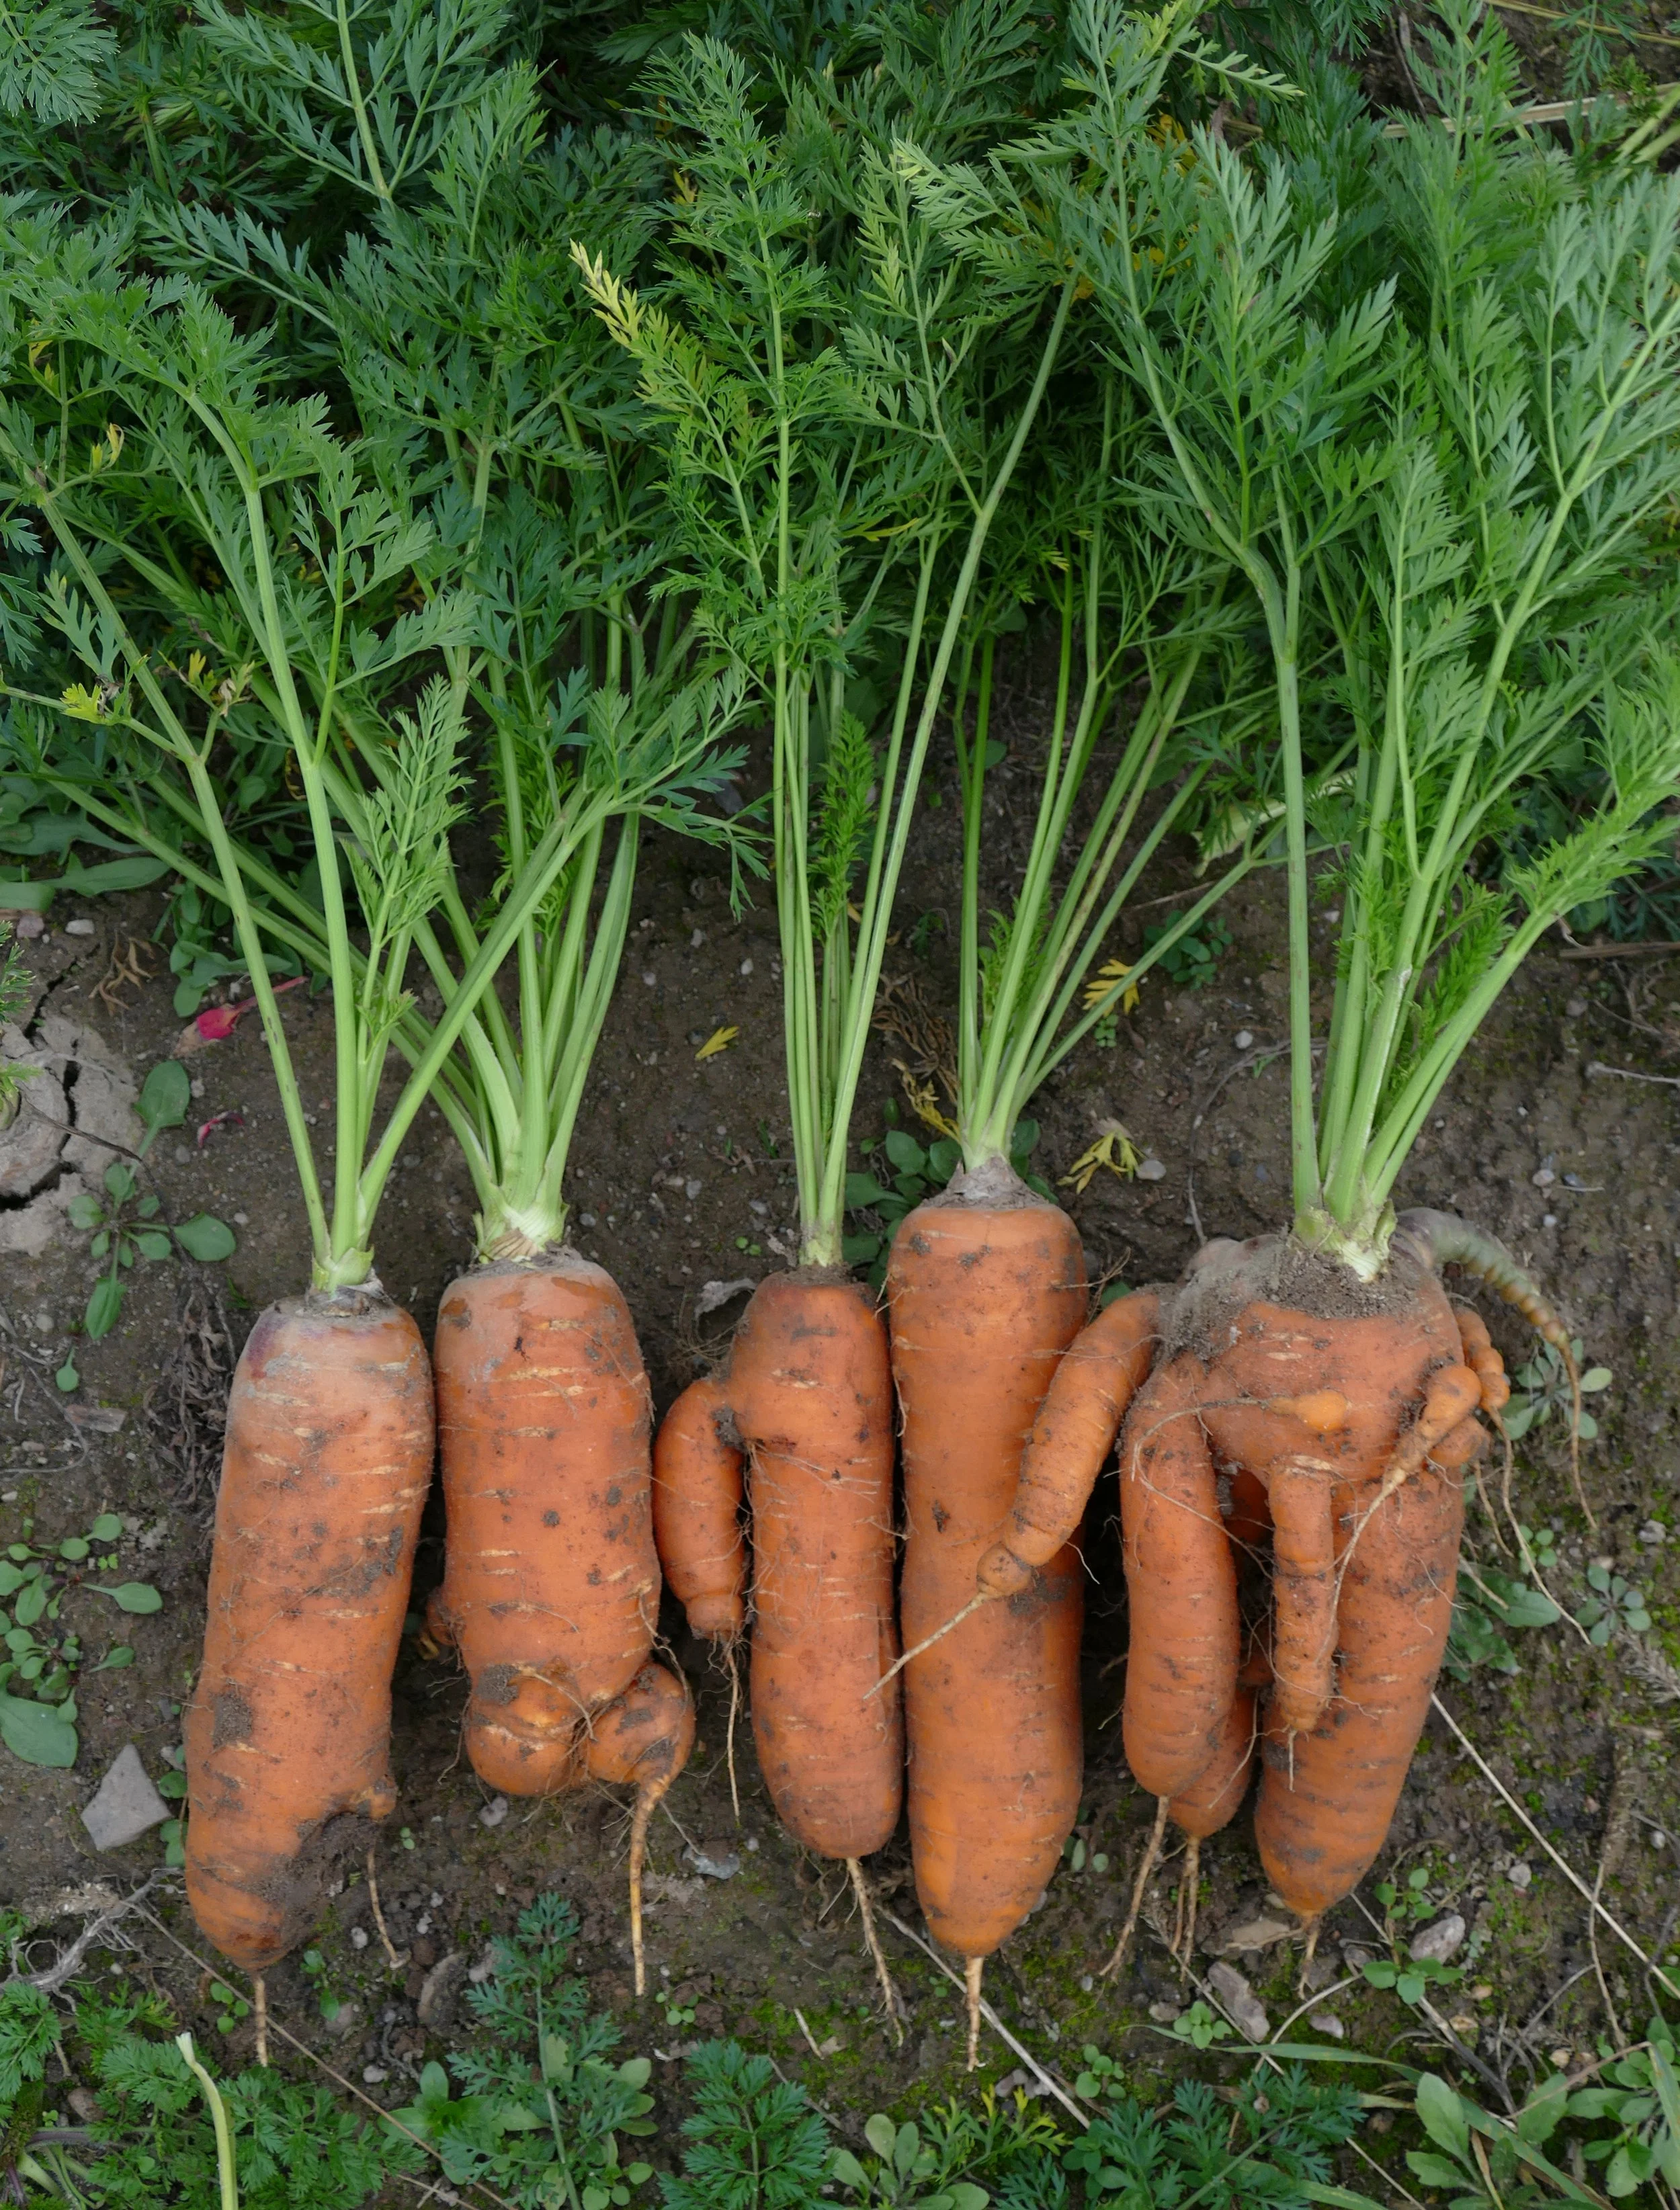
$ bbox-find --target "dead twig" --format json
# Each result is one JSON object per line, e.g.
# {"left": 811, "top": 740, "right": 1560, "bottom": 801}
{"left": 6, "top": 1874, "right": 168, "bottom": 1994}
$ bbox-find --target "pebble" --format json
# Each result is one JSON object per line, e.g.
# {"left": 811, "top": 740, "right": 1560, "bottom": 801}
{"left": 685, "top": 1179, "right": 703, "bottom": 1200}
{"left": 1566, "top": 997, "right": 1587, "bottom": 1017}
{"left": 81, "top": 1746, "right": 170, "bottom": 1851}
{"left": 12, "top": 913, "right": 44, "bottom": 939}
{"left": 739, "top": 958, "right": 753, "bottom": 976}
{"left": 686, "top": 1848, "right": 741, "bottom": 1881}
{"left": 1508, "top": 1861, "right": 1533, "bottom": 1890}
{"left": 478, "top": 1795, "right": 509, "bottom": 1830}
{"left": 65, "top": 919, "right": 95, "bottom": 936}
{"left": 1206, "top": 1961, "right": 1269, "bottom": 2042}
{"left": 1234, "top": 1030, "right": 1253, "bottom": 1050}
{"left": 1308, "top": 2012, "right": 1345, "bottom": 2041}
{"left": 1220, "top": 1916, "right": 1294, "bottom": 1953}
{"left": 1638, "top": 1521, "right": 1667, "bottom": 1545}
{"left": 1543, "top": 1214, "right": 1558, "bottom": 1227}
{"left": 641, "top": 971, "right": 657, "bottom": 986}
{"left": 1135, "top": 1156, "right": 1166, "bottom": 1181}
{"left": 362, "top": 2066, "right": 388, "bottom": 2085}
{"left": 350, "top": 1927, "right": 369, "bottom": 1950}
{"left": 233, "top": 1212, "right": 249, "bottom": 1227}
{"left": 1409, "top": 1912, "right": 1467, "bottom": 1965}
{"left": 1148, "top": 2000, "right": 1181, "bottom": 2023}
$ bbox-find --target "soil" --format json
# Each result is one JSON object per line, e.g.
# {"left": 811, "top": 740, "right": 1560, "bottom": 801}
{"left": 1, "top": 642, "right": 1678, "bottom": 2186}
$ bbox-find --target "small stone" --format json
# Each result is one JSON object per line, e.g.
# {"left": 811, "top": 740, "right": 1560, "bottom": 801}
{"left": 362, "top": 2066, "right": 388, "bottom": 2085}
{"left": 1566, "top": 997, "right": 1587, "bottom": 1017}
{"left": 350, "top": 1926, "right": 369, "bottom": 1950}
{"left": 1550, "top": 2047, "right": 1572, "bottom": 2070}
{"left": 1206, "top": 1961, "right": 1269, "bottom": 2041}
{"left": 1308, "top": 2012, "right": 1345, "bottom": 2041}
{"left": 1531, "top": 1166, "right": 1555, "bottom": 1187}
{"left": 466, "top": 1947, "right": 499, "bottom": 1984}
{"left": 1448, "top": 2014, "right": 1479, "bottom": 2037}
{"left": 12, "top": 912, "right": 44, "bottom": 939}
{"left": 641, "top": 972, "right": 657, "bottom": 987}
{"left": 325, "top": 2000, "right": 362, "bottom": 2039}
{"left": 65, "top": 918, "right": 95, "bottom": 937}
{"left": 417, "top": 1952, "right": 470, "bottom": 2030}
{"left": 233, "top": 1212, "right": 249, "bottom": 1227}
{"left": 1638, "top": 1521, "right": 1667, "bottom": 1545}
{"left": 1080, "top": 1974, "right": 1095, "bottom": 1992}
{"left": 1543, "top": 1213, "right": 1558, "bottom": 1227}
{"left": 33, "top": 1309, "right": 52, "bottom": 1334}
{"left": 1220, "top": 1916, "right": 1294, "bottom": 1953}
{"left": 1234, "top": 1029, "right": 1254, "bottom": 1050}
{"left": 690, "top": 929, "right": 704, "bottom": 947}
{"left": 1135, "top": 1156, "right": 1166, "bottom": 1182}
{"left": 739, "top": 958, "right": 753, "bottom": 976}
{"left": 81, "top": 1746, "right": 171, "bottom": 1851}
{"left": 1409, "top": 1912, "right": 1467, "bottom": 1965}
{"left": 685, "top": 1847, "right": 741, "bottom": 1881}
{"left": 478, "top": 1795, "right": 509, "bottom": 1830}
{"left": 1148, "top": 2000, "right": 1181, "bottom": 2023}
{"left": 685, "top": 1179, "right": 703, "bottom": 1201}
{"left": 1508, "top": 1861, "right": 1533, "bottom": 1890}
{"left": 172, "top": 1144, "right": 191, "bottom": 1164}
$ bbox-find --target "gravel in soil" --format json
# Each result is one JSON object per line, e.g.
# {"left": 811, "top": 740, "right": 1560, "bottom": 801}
{"left": 1, "top": 714, "right": 1677, "bottom": 2175}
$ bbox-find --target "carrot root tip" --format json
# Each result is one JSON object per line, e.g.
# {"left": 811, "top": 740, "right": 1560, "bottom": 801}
{"left": 868, "top": 1592, "right": 989, "bottom": 1700}
{"left": 1296, "top": 1916, "right": 1322, "bottom": 1996}
{"left": 964, "top": 1957, "right": 983, "bottom": 2073}
{"left": 847, "top": 1858, "right": 904, "bottom": 2048}
{"left": 1101, "top": 1796, "right": 1170, "bottom": 1982}
{"left": 366, "top": 1848, "right": 407, "bottom": 1974}
{"left": 253, "top": 1974, "right": 267, "bottom": 2069}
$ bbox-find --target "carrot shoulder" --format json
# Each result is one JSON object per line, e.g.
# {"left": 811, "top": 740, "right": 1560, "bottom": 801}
{"left": 185, "top": 1296, "right": 431, "bottom": 1971}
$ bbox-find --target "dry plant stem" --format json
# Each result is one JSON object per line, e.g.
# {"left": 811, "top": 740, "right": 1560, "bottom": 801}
{"left": 847, "top": 1857, "right": 904, "bottom": 2046}
{"left": 253, "top": 1973, "right": 267, "bottom": 2069}
{"left": 964, "top": 1956, "right": 984, "bottom": 2073}
{"left": 1103, "top": 1795, "right": 1169, "bottom": 1980}
{"left": 870, "top": 1591, "right": 988, "bottom": 1698}
{"left": 9, "top": 1873, "right": 166, "bottom": 1994}
{"left": 367, "top": 1848, "right": 407, "bottom": 1972}
{"left": 1589, "top": 1859, "right": 1624, "bottom": 2050}
{"left": 792, "top": 2006, "right": 826, "bottom": 2061}
{"left": 1431, "top": 1694, "right": 1680, "bottom": 2001}
{"left": 878, "top": 1908, "right": 1091, "bottom": 2125}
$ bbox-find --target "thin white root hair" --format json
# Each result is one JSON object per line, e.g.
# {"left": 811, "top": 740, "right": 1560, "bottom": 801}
{"left": 868, "top": 1593, "right": 990, "bottom": 1699}
{"left": 964, "top": 1956, "right": 983, "bottom": 2073}
{"left": 847, "top": 1858, "right": 904, "bottom": 2047}
{"left": 253, "top": 1973, "right": 267, "bottom": 2068}
{"left": 725, "top": 1642, "right": 742, "bottom": 1824}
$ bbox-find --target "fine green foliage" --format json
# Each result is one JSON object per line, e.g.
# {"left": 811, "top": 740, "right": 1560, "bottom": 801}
{"left": 389, "top": 1892, "right": 657, "bottom": 2209}
{"left": 1056, "top": 0, "right": 1680, "bottom": 1270}
{"left": 661, "top": 2040, "right": 831, "bottom": 2210}
{"left": 0, "top": 918, "right": 30, "bottom": 1118}
{"left": 1064, "top": 2055, "right": 1361, "bottom": 2207}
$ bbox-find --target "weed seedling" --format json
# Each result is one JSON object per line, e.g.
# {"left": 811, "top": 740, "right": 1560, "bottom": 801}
{"left": 0, "top": 1510, "right": 160, "bottom": 1766}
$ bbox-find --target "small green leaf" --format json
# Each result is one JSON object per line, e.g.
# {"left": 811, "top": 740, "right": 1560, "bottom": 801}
{"left": 1580, "top": 1367, "right": 1612, "bottom": 1392}
{"left": 864, "top": 2114, "right": 897, "bottom": 2161}
{"left": 133, "top": 1230, "right": 173, "bottom": 1262}
{"left": 136, "top": 1194, "right": 160, "bottom": 1218}
{"left": 136, "top": 1061, "right": 190, "bottom": 1146}
{"left": 67, "top": 1192, "right": 104, "bottom": 1232}
{"left": 58, "top": 1538, "right": 88, "bottom": 1562}
{"left": 617, "top": 2057, "right": 652, "bottom": 2090}
{"left": 1416, "top": 2074, "right": 1470, "bottom": 2160}
{"left": 882, "top": 1130, "right": 926, "bottom": 1175}
{"left": 89, "top": 1230, "right": 110, "bottom": 1261}
{"left": 55, "top": 1358, "right": 79, "bottom": 1392}
{"left": 103, "top": 1162, "right": 136, "bottom": 1201}
{"left": 173, "top": 1214, "right": 236, "bottom": 1262}
{"left": 14, "top": 1581, "right": 46, "bottom": 1629}
{"left": 160, "top": 1818, "right": 185, "bottom": 1866}
{"left": 0, "top": 1690, "right": 77, "bottom": 1767}
{"left": 94, "top": 1582, "right": 163, "bottom": 1614}
{"left": 831, "top": 2150, "right": 869, "bottom": 2189}
{"left": 92, "top": 1646, "right": 134, "bottom": 1671}
{"left": 88, "top": 1515, "right": 122, "bottom": 1542}
{"left": 85, "top": 1275, "right": 124, "bottom": 1340}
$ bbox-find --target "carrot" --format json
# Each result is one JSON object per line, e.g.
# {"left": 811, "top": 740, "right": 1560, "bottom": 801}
{"left": 425, "top": 1252, "right": 659, "bottom": 1799}
{"left": 583, "top": 1660, "right": 697, "bottom": 1996}
{"left": 1254, "top": 1416, "right": 1478, "bottom": 1924}
{"left": 889, "top": 1185, "right": 1089, "bottom": 2064}
{"left": 185, "top": 1295, "right": 432, "bottom": 1971}
{"left": 650, "top": 1371, "right": 746, "bottom": 1642}
{"left": 1119, "top": 1351, "right": 1240, "bottom": 1802}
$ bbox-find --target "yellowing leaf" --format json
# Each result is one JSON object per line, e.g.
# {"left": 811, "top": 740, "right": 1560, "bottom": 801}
{"left": 696, "top": 1025, "right": 739, "bottom": 1062}
{"left": 898, "top": 1071, "right": 958, "bottom": 1140}
{"left": 1083, "top": 958, "right": 1140, "bottom": 1015}
{"left": 60, "top": 683, "right": 110, "bottom": 722}
{"left": 1062, "top": 1122, "right": 1142, "bottom": 1195}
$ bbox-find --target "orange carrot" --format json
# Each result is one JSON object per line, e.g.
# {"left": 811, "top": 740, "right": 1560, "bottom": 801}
{"left": 653, "top": 1275, "right": 902, "bottom": 1859}
{"left": 426, "top": 1253, "right": 658, "bottom": 1799}
{"left": 185, "top": 1295, "right": 432, "bottom": 1972}
{"left": 1119, "top": 1352, "right": 1240, "bottom": 1802}
{"left": 889, "top": 1185, "right": 1089, "bottom": 2062}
